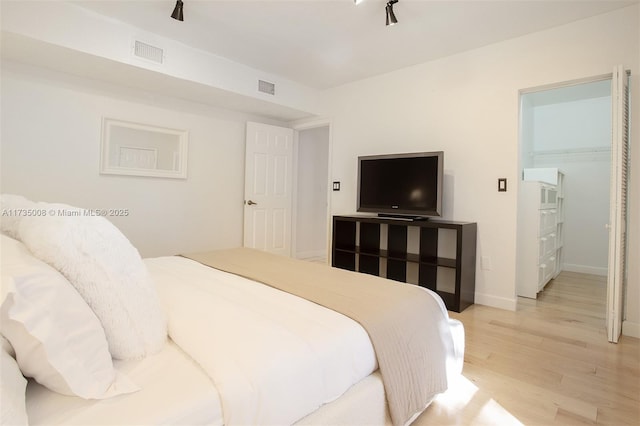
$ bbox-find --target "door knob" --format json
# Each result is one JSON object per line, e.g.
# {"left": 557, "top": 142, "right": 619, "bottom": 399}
{"left": 246, "top": 200, "right": 258, "bottom": 206}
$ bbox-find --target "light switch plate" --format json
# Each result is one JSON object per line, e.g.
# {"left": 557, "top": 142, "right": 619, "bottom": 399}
{"left": 498, "top": 178, "right": 507, "bottom": 192}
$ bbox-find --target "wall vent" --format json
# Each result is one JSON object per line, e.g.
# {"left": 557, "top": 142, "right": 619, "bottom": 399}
{"left": 258, "top": 80, "right": 276, "bottom": 95}
{"left": 133, "top": 40, "right": 164, "bottom": 64}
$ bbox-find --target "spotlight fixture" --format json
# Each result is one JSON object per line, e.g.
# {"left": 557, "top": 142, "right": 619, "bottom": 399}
{"left": 171, "top": 0, "right": 184, "bottom": 21}
{"left": 385, "top": 0, "right": 398, "bottom": 26}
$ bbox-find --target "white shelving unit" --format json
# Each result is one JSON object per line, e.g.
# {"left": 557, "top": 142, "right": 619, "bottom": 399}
{"left": 517, "top": 168, "right": 565, "bottom": 299}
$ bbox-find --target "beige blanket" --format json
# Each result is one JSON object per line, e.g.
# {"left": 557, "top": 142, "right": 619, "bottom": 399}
{"left": 183, "top": 248, "right": 453, "bottom": 426}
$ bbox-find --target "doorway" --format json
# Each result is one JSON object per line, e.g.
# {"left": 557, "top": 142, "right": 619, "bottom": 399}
{"left": 516, "top": 77, "right": 613, "bottom": 322}
{"left": 243, "top": 121, "right": 332, "bottom": 262}
{"left": 518, "top": 68, "right": 631, "bottom": 342}
{"left": 293, "top": 124, "right": 331, "bottom": 263}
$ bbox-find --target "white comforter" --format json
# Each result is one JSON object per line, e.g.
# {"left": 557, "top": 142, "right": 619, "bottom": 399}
{"left": 145, "top": 256, "right": 378, "bottom": 425}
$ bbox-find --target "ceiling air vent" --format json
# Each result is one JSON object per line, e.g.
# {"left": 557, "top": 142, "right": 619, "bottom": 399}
{"left": 258, "top": 80, "right": 275, "bottom": 95}
{"left": 133, "top": 40, "right": 164, "bottom": 64}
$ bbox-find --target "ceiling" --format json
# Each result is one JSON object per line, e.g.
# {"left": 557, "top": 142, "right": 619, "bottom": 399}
{"left": 72, "top": 0, "right": 637, "bottom": 90}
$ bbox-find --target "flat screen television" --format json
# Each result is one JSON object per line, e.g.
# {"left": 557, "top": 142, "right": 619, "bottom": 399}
{"left": 357, "top": 151, "right": 443, "bottom": 218}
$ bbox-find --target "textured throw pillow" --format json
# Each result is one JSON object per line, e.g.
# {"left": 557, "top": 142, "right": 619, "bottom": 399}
{"left": 0, "top": 335, "right": 28, "bottom": 426}
{"left": 0, "top": 194, "right": 35, "bottom": 239}
{"left": 0, "top": 235, "right": 139, "bottom": 399}
{"left": 18, "top": 201, "right": 167, "bottom": 360}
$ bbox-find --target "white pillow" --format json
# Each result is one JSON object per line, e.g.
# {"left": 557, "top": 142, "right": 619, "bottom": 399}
{"left": 0, "top": 235, "right": 140, "bottom": 399}
{"left": 0, "top": 194, "right": 35, "bottom": 240}
{"left": 18, "top": 202, "right": 167, "bottom": 360}
{"left": 1, "top": 335, "right": 28, "bottom": 426}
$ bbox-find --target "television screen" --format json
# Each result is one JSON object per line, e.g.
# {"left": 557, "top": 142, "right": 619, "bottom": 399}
{"left": 357, "top": 151, "right": 443, "bottom": 217}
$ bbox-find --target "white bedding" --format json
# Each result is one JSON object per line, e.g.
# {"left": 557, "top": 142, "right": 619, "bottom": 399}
{"left": 26, "top": 339, "right": 223, "bottom": 425}
{"left": 146, "top": 256, "right": 378, "bottom": 425}
{"left": 26, "top": 346, "right": 391, "bottom": 426}
{"left": 24, "top": 254, "right": 462, "bottom": 426}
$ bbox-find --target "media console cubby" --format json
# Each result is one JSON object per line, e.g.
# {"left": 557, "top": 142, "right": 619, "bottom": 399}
{"left": 332, "top": 215, "right": 477, "bottom": 312}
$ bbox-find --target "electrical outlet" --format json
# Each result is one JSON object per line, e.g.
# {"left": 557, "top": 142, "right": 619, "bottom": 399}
{"left": 481, "top": 255, "right": 492, "bottom": 271}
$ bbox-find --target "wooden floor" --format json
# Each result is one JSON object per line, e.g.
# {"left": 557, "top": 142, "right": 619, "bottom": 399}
{"left": 414, "top": 271, "right": 640, "bottom": 425}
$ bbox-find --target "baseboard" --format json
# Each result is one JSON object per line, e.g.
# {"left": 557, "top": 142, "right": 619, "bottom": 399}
{"left": 563, "top": 263, "right": 607, "bottom": 276}
{"left": 622, "top": 319, "right": 640, "bottom": 338}
{"left": 473, "top": 293, "right": 517, "bottom": 311}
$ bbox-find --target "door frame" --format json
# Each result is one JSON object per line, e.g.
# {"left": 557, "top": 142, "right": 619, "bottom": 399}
{"left": 291, "top": 118, "right": 333, "bottom": 262}
{"left": 516, "top": 72, "right": 629, "bottom": 340}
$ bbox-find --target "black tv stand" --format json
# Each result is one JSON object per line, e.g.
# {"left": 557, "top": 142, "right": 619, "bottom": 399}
{"left": 332, "top": 215, "right": 477, "bottom": 312}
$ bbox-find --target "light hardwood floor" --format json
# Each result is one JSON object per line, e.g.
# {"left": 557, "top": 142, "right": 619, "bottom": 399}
{"left": 414, "top": 271, "right": 640, "bottom": 425}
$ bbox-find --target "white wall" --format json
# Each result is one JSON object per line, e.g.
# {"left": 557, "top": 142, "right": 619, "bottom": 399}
{"left": 324, "top": 3, "right": 639, "bottom": 334}
{"left": 295, "top": 126, "right": 329, "bottom": 260}
{"left": 532, "top": 96, "right": 611, "bottom": 151}
{"left": 520, "top": 96, "right": 535, "bottom": 170}
{"left": 0, "top": 61, "right": 283, "bottom": 258}
{"left": 557, "top": 161, "right": 610, "bottom": 274}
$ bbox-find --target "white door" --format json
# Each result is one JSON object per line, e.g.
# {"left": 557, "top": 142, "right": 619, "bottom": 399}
{"left": 606, "top": 65, "right": 630, "bottom": 343}
{"left": 244, "top": 122, "right": 294, "bottom": 256}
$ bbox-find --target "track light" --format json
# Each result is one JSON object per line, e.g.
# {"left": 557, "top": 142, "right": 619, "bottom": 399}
{"left": 355, "top": 0, "right": 399, "bottom": 26}
{"left": 386, "top": 0, "right": 398, "bottom": 26}
{"left": 171, "top": 0, "right": 184, "bottom": 21}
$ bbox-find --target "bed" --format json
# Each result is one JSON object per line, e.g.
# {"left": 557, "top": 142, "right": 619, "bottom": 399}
{"left": 0, "top": 194, "right": 464, "bottom": 426}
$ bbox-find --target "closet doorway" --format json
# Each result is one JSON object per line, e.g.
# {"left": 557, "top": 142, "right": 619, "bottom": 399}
{"left": 517, "top": 71, "right": 630, "bottom": 342}
{"left": 520, "top": 78, "right": 611, "bottom": 276}
{"left": 293, "top": 123, "right": 331, "bottom": 263}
